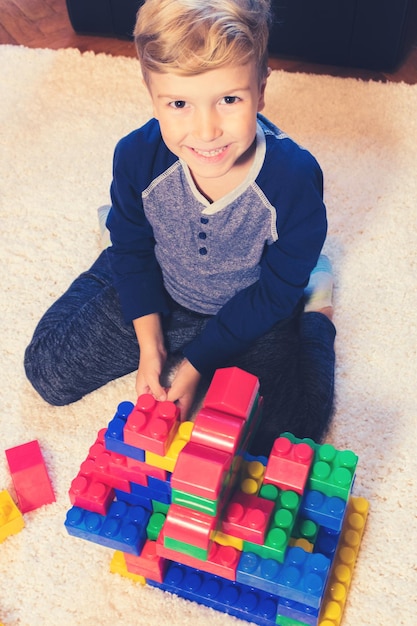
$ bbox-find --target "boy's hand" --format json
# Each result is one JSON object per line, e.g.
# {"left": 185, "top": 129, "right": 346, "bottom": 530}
{"left": 167, "top": 358, "right": 201, "bottom": 421}
{"left": 134, "top": 313, "right": 167, "bottom": 400}
{"left": 135, "top": 347, "right": 167, "bottom": 400}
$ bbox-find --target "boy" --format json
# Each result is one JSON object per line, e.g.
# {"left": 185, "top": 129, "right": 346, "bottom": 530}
{"left": 24, "top": 0, "right": 335, "bottom": 455}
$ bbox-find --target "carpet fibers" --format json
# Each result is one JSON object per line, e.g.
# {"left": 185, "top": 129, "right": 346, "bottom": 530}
{"left": 1, "top": 45, "right": 416, "bottom": 626}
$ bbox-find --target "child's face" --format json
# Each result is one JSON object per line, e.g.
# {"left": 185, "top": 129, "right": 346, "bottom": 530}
{"left": 146, "top": 61, "right": 267, "bottom": 196}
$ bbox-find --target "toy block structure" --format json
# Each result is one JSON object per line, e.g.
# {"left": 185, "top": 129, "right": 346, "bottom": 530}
{"left": 64, "top": 366, "right": 368, "bottom": 626}
{"left": 0, "top": 489, "right": 25, "bottom": 543}
{"left": 5, "top": 440, "right": 55, "bottom": 513}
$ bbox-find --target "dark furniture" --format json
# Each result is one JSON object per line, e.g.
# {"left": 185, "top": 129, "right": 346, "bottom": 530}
{"left": 66, "top": 0, "right": 416, "bottom": 71}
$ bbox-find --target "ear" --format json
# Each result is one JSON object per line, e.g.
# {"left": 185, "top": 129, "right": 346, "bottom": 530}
{"left": 257, "top": 67, "right": 271, "bottom": 112}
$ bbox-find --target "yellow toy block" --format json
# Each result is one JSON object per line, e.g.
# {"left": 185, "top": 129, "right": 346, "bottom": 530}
{"left": 212, "top": 529, "right": 244, "bottom": 551}
{"left": 240, "top": 459, "right": 265, "bottom": 496}
{"left": 0, "top": 489, "right": 25, "bottom": 543}
{"left": 110, "top": 551, "right": 146, "bottom": 584}
{"left": 146, "top": 421, "right": 194, "bottom": 472}
{"left": 318, "top": 495, "right": 370, "bottom": 626}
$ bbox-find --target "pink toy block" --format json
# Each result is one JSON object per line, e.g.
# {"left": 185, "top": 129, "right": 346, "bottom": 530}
{"left": 162, "top": 503, "right": 216, "bottom": 551}
{"left": 124, "top": 539, "right": 168, "bottom": 583}
{"left": 124, "top": 394, "right": 180, "bottom": 456}
{"left": 263, "top": 436, "right": 315, "bottom": 495}
{"left": 5, "top": 440, "right": 55, "bottom": 513}
{"left": 221, "top": 490, "right": 275, "bottom": 545}
{"left": 190, "top": 407, "right": 245, "bottom": 456}
{"left": 69, "top": 473, "right": 114, "bottom": 515}
{"left": 157, "top": 533, "right": 240, "bottom": 581}
{"left": 203, "top": 367, "right": 260, "bottom": 420}
{"left": 171, "top": 441, "right": 232, "bottom": 500}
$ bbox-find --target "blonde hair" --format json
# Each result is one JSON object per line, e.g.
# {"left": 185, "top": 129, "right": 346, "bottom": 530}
{"left": 134, "top": 0, "right": 272, "bottom": 84}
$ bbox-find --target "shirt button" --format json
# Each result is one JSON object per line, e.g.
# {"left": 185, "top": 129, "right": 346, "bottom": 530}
{"left": 199, "top": 247, "right": 207, "bottom": 255}
{"left": 198, "top": 232, "right": 207, "bottom": 240}
{"left": 200, "top": 217, "right": 209, "bottom": 224}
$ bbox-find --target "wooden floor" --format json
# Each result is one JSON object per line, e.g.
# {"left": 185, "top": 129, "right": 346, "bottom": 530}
{"left": 1, "top": 0, "right": 417, "bottom": 84}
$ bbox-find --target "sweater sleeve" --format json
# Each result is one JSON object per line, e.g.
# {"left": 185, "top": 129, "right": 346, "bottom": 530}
{"left": 183, "top": 149, "right": 327, "bottom": 377}
{"left": 106, "top": 127, "right": 171, "bottom": 322}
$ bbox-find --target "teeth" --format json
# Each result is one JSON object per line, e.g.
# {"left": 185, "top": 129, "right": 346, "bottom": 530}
{"left": 193, "top": 147, "right": 225, "bottom": 157}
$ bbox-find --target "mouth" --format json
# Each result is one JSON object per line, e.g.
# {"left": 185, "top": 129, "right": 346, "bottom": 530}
{"left": 191, "top": 146, "right": 228, "bottom": 158}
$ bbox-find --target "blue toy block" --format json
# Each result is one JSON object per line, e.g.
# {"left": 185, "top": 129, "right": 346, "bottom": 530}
{"left": 277, "top": 597, "right": 319, "bottom": 626}
{"left": 65, "top": 499, "right": 150, "bottom": 555}
{"left": 237, "top": 547, "right": 330, "bottom": 610}
{"left": 149, "top": 561, "right": 279, "bottom": 626}
{"left": 300, "top": 490, "right": 347, "bottom": 532}
{"left": 314, "top": 526, "right": 341, "bottom": 563}
{"left": 130, "top": 480, "right": 171, "bottom": 505}
{"left": 105, "top": 402, "right": 146, "bottom": 462}
{"left": 114, "top": 488, "right": 153, "bottom": 510}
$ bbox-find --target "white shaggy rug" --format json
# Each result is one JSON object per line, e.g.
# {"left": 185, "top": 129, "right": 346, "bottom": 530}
{"left": 1, "top": 45, "right": 416, "bottom": 626}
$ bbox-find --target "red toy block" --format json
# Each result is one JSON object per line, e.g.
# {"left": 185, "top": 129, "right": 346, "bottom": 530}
{"left": 190, "top": 407, "right": 245, "bottom": 456}
{"left": 5, "top": 440, "right": 55, "bottom": 513}
{"left": 124, "top": 539, "right": 168, "bottom": 583}
{"left": 263, "top": 436, "right": 315, "bottom": 495}
{"left": 221, "top": 490, "right": 275, "bottom": 545}
{"left": 162, "top": 503, "right": 217, "bottom": 551}
{"left": 203, "top": 367, "right": 260, "bottom": 420}
{"left": 157, "top": 533, "right": 240, "bottom": 581}
{"left": 69, "top": 473, "right": 115, "bottom": 515}
{"left": 171, "top": 441, "right": 232, "bottom": 500}
{"left": 124, "top": 394, "right": 180, "bottom": 456}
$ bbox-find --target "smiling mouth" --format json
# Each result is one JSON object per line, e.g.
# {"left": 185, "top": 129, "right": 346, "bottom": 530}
{"left": 191, "top": 146, "right": 228, "bottom": 158}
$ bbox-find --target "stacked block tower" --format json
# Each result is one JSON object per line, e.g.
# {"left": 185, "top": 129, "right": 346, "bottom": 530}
{"left": 65, "top": 367, "right": 369, "bottom": 626}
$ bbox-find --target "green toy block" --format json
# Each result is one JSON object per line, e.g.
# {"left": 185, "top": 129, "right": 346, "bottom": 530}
{"left": 309, "top": 445, "right": 358, "bottom": 500}
{"left": 164, "top": 535, "right": 208, "bottom": 561}
{"left": 146, "top": 511, "right": 166, "bottom": 541}
{"left": 276, "top": 614, "right": 309, "bottom": 626}
{"left": 172, "top": 488, "right": 219, "bottom": 516}
{"left": 244, "top": 488, "right": 301, "bottom": 563}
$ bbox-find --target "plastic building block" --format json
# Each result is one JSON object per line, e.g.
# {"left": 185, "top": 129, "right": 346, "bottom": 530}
{"left": 237, "top": 547, "right": 331, "bottom": 609}
{"left": 149, "top": 561, "right": 279, "bottom": 626}
{"left": 240, "top": 458, "right": 266, "bottom": 496}
{"left": 301, "top": 491, "right": 347, "bottom": 532}
{"left": 245, "top": 488, "right": 301, "bottom": 563}
{"left": 157, "top": 533, "right": 241, "bottom": 581}
{"left": 105, "top": 401, "right": 146, "bottom": 461}
{"left": 264, "top": 437, "right": 314, "bottom": 495}
{"left": 124, "top": 394, "right": 180, "bottom": 456}
{"left": 318, "top": 496, "right": 369, "bottom": 626}
{"left": 146, "top": 420, "right": 194, "bottom": 472}
{"left": 172, "top": 488, "right": 219, "bottom": 516}
{"left": 278, "top": 597, "right": 319, "bottom": 625}
{"left": 5, "top": 440, "right": 55, "bottom": 513}
{"left": 202, "top": 366, "right": 260, "bottom": 420}
{"left": 190, "top": 407, "right": 245, "bottom": 456}
{"left": 171, "top": 441, "right": 232, "bottom": 501}
{"left": 110, "top": 551, "right": 146, "bottom": 584}
{"left": 162, "top": 503, "right": 216, "bottom": 552}
{"left": 308, "top": 445, "right": 358, "bottom": 501}
{"left": 65, "top": 500, "right": 150, "bottom": 555}
{"left": 0, "top": 489, "right": 25, "bottom": 542}
{"left": 124, "top": 539, "right": 168, "bottom": 583}
{"left": 221, "top": 490, "right": 274, "bottom": 545}
{"left": 69, "top": 473, "right": 115, "bottom": 515}
{"left": 146, "top": 511, "right": 166, "bottom": 541}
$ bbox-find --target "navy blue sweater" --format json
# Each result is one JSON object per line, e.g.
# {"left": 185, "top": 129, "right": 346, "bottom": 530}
{"left": 107, "top": 115, "right": 327, "bottom": 376}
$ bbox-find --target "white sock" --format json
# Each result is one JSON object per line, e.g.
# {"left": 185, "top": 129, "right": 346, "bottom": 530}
{"left": 304, "top": 255, "right": 333, "bottom": 313}
{"left": 97, "top": 205, "right": 111, "bottom": 249}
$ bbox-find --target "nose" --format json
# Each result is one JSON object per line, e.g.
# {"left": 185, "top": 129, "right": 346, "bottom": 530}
{"left": 193, "top": 107, "right": 221, "bottom": 143}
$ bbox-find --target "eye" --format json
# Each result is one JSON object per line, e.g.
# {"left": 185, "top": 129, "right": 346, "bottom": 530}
{"left": 169, "top": 100, "right": 187, "bottom": 109}
{"left": 221, "top": 96, "right": 240, "bottom": 105}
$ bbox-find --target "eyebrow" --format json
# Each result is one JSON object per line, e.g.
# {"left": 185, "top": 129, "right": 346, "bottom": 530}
{"left": 156, "top": 85, "right": 252, "bottom": 100}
